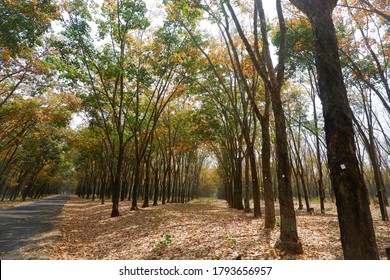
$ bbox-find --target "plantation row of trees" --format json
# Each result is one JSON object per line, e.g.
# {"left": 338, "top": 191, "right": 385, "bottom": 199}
{"left": 0, "top": 0, "right": 76, "bottom": 200}
{"left": 170, "top": 0, "right": 389, "bottom": 258}
{"left": 1, "top": 0, "right": 389, "bottom": 259}
{"left": 72, "top": 103, "right": 208, "bottom": 208}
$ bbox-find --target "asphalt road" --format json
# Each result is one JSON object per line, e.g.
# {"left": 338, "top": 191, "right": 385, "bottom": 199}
{"left": 0, "top": 195, "right": 70, "bottom": 259}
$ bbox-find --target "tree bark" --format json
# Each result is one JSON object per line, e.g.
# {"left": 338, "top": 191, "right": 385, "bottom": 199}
{"left": 162, "top": 165, "right": 168, "bottom": 204}
{"left": 260, "top": 114, "right": 275, "bottom": 228}
{"left": 269, "top": 85, "right": 302, "bottom": 254}
{"left": 131, "top": 158, "right": 141, "bottom": 211}
{"left": 153, "top": 166, "right": 159, "bottom": 206}
{"left": 248, "top": 142, "right": 261, "bottom": 217}
{"left": 244, "top": 154, "right": 251, "bottom": 213}
{"left": 290, "top": 0, "right": 379, "bottom": 259}
{"left": 111, "top": 144, "right": 123, "bottom": 217}
{"left": 142, "top": 158, "right": 151, "bottom": 208}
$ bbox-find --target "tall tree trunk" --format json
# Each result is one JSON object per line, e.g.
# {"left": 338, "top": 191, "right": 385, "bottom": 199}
{"left": 299, "top": 166, "right": 310, "bottom": 213}
{"left": 312, "top": 90, "right": 326, "bottom": 213}
{"left": 352, "top": 97, "right": 389, "bottom": 221}
{"left": 259, "top": 0, "right": 302, "bottom": 253}
{"left": 100, "top": 169, "right": 106, "bottom": 205}
{"left": 363, "top": 90, "right": 388, "bottom": 219}
{"left": 92, "top": 172, "right": 97, "bottom": 201}
{"left": 248, "top": 142, "right": 261, "bottom": 217}
{"left": 266, "top": 83, "right": 302, "bottom": 252}
{"left": 1, "top": 185, "right": 9, "bottom": 201}
{"left": 244, "top": 154, "right": 251, "bottom": 213}
{"left": 131, "top": 159, "right": 141, "bottom": 211}
{"left": 290, "top": 0, "right": 379, "bottom": 259}
{"left": 111, "top": 144, "right": 123, "bottom": 217}
{"left": 162, "top": 166, "right": 168, "bottom": 204}
{"left": 153, "top": 166, "right": 159, "bottom": 206}
{"left": 292, "top": 162, "right": 304, "bottom": 210}
{"left": 290, "top": 131, "right": 311, "bottom": 213}
{"left": 233, "top": 155, "right": 244, "bottom": 210}
{"left": 142, "top": 158, "right": 151, "bottom": 208}
{"left": 167, "top": 157, "right": 172, "bottom": 203}
{"left": 260, "top": 111, "right": 275, "bottom": 228}
{"left": 225, "top": 0, "right": 301, "bottom": 253}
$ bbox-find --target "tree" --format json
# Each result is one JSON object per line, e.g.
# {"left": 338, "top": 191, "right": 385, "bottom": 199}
{"left": 338, "top": 1, "right": 390, "bottom": 116}
{"left": 351, "top": 84, "right": 389, "bottom": 220}
{"left": 128, "top": 19, "right": 201, "bottom": 210}
{"left": 223, "top": 0, "right": 302, "bottom": 253}
{"left": 340, "top": 0, "right": 390, "bottom": 23}
{"left": 0, "top": 92, "right": 76, "bottom": 201}
{"left": 0, "top": 0, "right": 59, "bottom": 107}
{"left": 272, "top": 14, "right": 328, "bottom": 214}
{"left": 59, "top": 0, "right": 150, "bottom": 217}
{"left": 289, "top": 0, "right": 379, "bottom": 259}
{"left": 0, "top": 0, "right": 58, "bottom": 55}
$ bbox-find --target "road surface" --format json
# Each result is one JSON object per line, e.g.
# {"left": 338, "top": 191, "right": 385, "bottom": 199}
{"left": 0, "top": 195, "right": 69, "bottom": 259}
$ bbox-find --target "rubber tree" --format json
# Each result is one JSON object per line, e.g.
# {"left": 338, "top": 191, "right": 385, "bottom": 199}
{"left": 224, "top": 0, "right": 303, "bottom": 253}
{"left": 289, "top": 0, "right": 379, "bottom": 259}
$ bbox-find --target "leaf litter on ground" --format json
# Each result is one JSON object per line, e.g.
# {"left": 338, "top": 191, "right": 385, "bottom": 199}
{"left": 37, "top": 196, "right": 390, "bottom": 260}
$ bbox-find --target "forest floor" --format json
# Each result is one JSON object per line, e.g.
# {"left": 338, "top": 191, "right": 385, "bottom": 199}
{"left": 21, "top": 196, "right": 390, "bottom": 260}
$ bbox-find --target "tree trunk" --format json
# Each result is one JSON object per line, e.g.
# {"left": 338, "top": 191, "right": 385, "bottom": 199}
{"left": 153, "top": 167, "right": 159, "bottom": 206}
{"left": 233, "top": 155, "right": 244, "bottom": 210}
{"left": 295, "top": 166, "right": 304, "bottom": 210}
{"left": 142, "top": 158, "right": 151, "bottom": 208}
{"left": 289, "top": 0, "right": 379, "bottom": 259}
{"left": 353, "top": 110, "right": 389, "bottom": 221}
{"left": 290, "top": 127, "right": 311, "bottom": 213}
{"left": 309, "top": 77, "right": 326, "bottom": 213}
{"left": 299, "top": 167, "right": 310, "bottom": 213}
{"left": 111, "top": 147, "right": 123, "bottom": 217}
{"left": 363, "top": 90, "right": 388, "bottom": 220}
{"left": 167, "top": 159, "right": 172, "bottom": 203}
{"left": 131, "top": 159, "right": 141, "bottom": 211}
{"left": 259, "top": 108, "right": 275, "bottom": 228}
{"left": 248, "top": 143, "right": 261, "bottom": 217}
{"left": 244, "top": 154, "right": 251, "bottom": 213}
{"left": 226, "top": 0, "right": 301, "bottom": 253}
{"left": 270, "top": 86, "right": 302, "bottom": 254}
{"left": 1, "top": 186, "right": 9, "bottom": 201}
{"left": 315, "top": 121, "right": 325, "bottom": 213}
{"left": 162, "top": 166, "right": 168, "bottom": 204}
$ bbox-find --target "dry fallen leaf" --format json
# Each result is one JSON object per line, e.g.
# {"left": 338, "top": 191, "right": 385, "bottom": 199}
{"left": 21, "top": 196, "right": 390, "bottom": 260}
